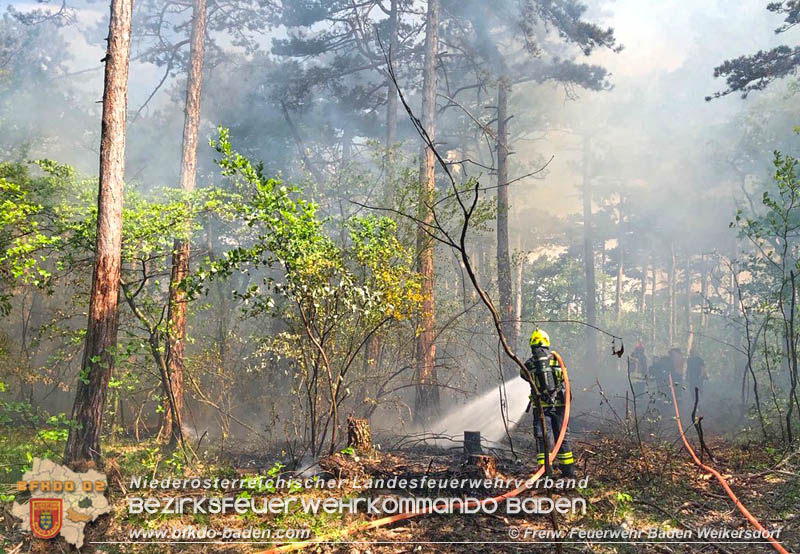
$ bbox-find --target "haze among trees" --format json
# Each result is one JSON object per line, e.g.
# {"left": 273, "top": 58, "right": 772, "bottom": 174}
{"left": 1, "top": 1, "right": 800, "bottom": 550}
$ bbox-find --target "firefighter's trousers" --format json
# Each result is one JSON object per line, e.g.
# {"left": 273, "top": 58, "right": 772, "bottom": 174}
{"left": 533, "top": 404, "right": 575, "bottom": 468}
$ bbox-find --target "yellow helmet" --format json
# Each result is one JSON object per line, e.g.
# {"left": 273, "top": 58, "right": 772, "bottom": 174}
{"left": 529, "top": 328, "right": 550, "bottom": 348}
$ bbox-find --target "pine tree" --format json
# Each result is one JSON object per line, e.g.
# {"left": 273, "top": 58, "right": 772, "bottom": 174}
{"left": 64, "top": 0, "right": 133, "bottom": 465}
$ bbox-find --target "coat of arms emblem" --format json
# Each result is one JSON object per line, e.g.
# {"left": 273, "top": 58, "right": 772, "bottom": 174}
{"left": 30, "top": 498, "right": 62, "bottom": 540}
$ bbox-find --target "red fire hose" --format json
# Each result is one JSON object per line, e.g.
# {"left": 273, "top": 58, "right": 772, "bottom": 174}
{"left": 257, "top": 351, "right": 572, "bottom": 553}
{"left": 669, "top": 375, "right": 789, "bottom": 554}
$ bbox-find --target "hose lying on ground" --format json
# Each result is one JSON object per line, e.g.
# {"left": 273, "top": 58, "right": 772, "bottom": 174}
{"left": 257, "top": 351, "right": 572, "bottom": 554}
{"left": 669, "top": 374, "right": 790, "bottom": 554}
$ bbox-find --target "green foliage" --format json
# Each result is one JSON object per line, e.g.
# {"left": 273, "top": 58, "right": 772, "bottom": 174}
{"left": 611, "top": 490, "right": 633, "bottom": 519}
{"left": 0, "top": 380, "right": 77, "bottom": 442}
{"left": 163, "top": 448, "right": 187, "bottom": 472}
{"left": 0, "top": 157, "right": 245, "bottom": 460}
{"left": 735, "top": 150, "right": 800, "bottom": 269}
{"left": 730, "top": 148, "right": 800, "bottom": 440}
{"left": 196, "top": 128, "right": 421, "bottom": 326}
{"left": 0, "top": 161, "right": 67, "bottom": 314}
{"left": 732, "top": 150, "right": 800, "bottom": 323}
{"left": 192, "top": 129, "right": 421, "bottom": 454}
{"left": 0, "top": 420, "right": 73, "bottom": 481}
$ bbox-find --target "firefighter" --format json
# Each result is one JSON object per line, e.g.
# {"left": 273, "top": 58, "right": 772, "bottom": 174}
{"left": 686, "top": 349, "right": 707, "bottom": 397}
{"left": 522, "top": 329, "right": 575, "bottom": 478}
{"left": 649, "top": 348, "right": 684, "bottom": 406}
{"left": 650, "top": 354, "right": 671, "bottom": 392}
{"left": 668, "top": 347, "right": 686, "bottom": 396}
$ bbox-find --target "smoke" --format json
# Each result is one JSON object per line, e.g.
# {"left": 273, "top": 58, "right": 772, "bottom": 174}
{"left": 3, "top": 0, "right": 798, "bottom": 444}
{"left": 422, "top": 377, "right": 531, "bottom": 448}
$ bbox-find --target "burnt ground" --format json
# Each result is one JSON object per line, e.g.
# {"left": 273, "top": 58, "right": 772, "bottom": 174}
{"left": 1, "top": 424, "right": 797, "bottom": 554}
{"left": 313, "top": 432, "right": 799, "bottom": 554}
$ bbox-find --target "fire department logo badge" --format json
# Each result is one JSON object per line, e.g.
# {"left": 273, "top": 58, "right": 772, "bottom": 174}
{"left": 12, "top": 458, "right": 110, "bottom": 548}
{"left": 30, "top": 498, "right": 62, "bottom": 540}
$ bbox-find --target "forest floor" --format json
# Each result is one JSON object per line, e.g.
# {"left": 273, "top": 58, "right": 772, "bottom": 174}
{"left": 0, "top": 423, "right": 798, "bottom": 553}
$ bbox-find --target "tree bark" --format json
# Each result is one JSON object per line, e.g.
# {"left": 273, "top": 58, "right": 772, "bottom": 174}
{"left": 601, "top": 243, "right": 607, "bottom": 314}
{"left": 385, "top": 0, "right": 398, "bottom": 151}
{"left": 650, "top": 260, "right": 656, "bottom": 353}
{"left": 346, "top": 416, "right": 372, "bottom": 453}
{"left": 281, "top": 101, "right": 325, "bottom": 185}
{"left": 64, "top": 0, "right": 132, "bottom": 465}
{"left": 638, "top": 265, "right": 646, "bottom": 336}
{"left": 515, "top": 234, "right": 524, "bottom": 346}
{"left": 164, "top": 0, "right": 207, "bottom": 448}
{"left": 684, "top": 254, "right": 692, "bottom": 352}
{"left": 466, "top": 454, "right": 498, "bottom": 479}
{"left": 414, "top": 0, "right": 439, "bottom": 424}
{"left": 383, "top": 0, "right": 398, "bottom": 197}
{"left": 615, "top": 196, "right": 624, "bottom": 323}
{"left": 341, "top": 126, "right": 352, "bottom": 165}
{"left": 729, "top": 250, "right": 736, "bottom": 318}
{"left": 700, "top": 253, "right": 709, "bottom": 331}
{"left": 496, "top": 80, "right": 515, "bottom": 375}
{"left": 668, "top": 243, "right": 676, "bottom": 347}
{"left": 582, "top": 135, "right": 597, "bottom": 369}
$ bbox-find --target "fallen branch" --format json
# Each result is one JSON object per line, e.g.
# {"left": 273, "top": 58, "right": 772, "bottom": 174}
{"left": 690, "top": 386, "right": 715, "bottom": 463}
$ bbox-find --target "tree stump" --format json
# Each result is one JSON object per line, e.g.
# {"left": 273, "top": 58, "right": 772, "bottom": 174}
{"left": 466, "top": 455, "right": 498, "bottom": 479}
{"left": 464, "top": 430, "right": 483, "bottom": 455}
{"left": 347, "top": 416, "right": 372, "bottom": 453}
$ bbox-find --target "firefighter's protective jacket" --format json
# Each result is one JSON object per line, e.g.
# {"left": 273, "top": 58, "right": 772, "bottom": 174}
{"left": 522, "top": 347, "right": 567, "bottom": 407}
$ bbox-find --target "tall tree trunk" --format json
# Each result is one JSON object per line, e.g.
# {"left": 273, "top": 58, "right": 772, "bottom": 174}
{"left": 615, "top": 196, "right": 624, "bottom": 323}
{"left": 650, "top": 260, "right": 656, "bottom": 354}
{"left": 668, "top": 243, "right": 676, "bottom": 347}
{"left": 281, "top": 102, "right": 325, "bottom": 185}
{"left": 786, "top": 271, "right": 798, "bottom": 443}
{"left": 684, "top": 254, "right": 692, "bottom": 352}
{"left": 481, "top": 248, "right": 488, "bottom": 288}
{"left": 582, "top": 135, "right": 597, "bottom": 369}
{"left": 385, "top": 0, "right": 398, "bottom": 151}
{"left": 515, "top": 234, "right": 524, "bottom": 346}
{"left": 496, "top": 80, "right": 515, "bottom": 374}
{"left": 64, "top": 0, "right": 132, "bottom": 465}
{"left": 164, "top": 0, "right": 207, "bottom": 448}
{"left": 414, "top": 0, "right": 439, "bottom": 424}
{"left": 601, "top": 244, "right": 607, "bottom": 314}
{"left": 382, "top": 0, "right": 401, "bottom": 203}
{"left": 342, "top": 127, "right": 352, "bottom": 165}
{"left": 638, "top": 265, "right": 646, "bottom": 336}
{"left": 728, "top": 248, "right": 737, "bottom": 318}
{"left": 700, "top": 253, "right": 709, "bottom": 331}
